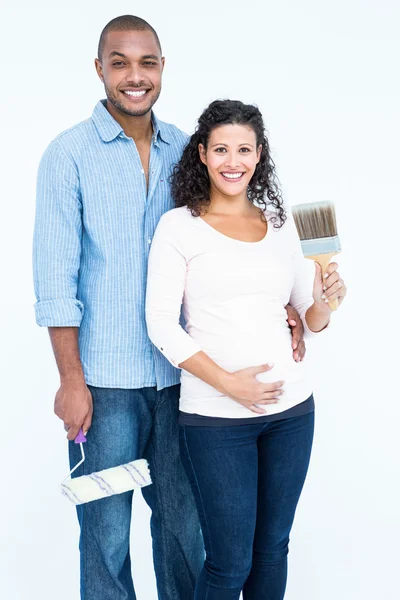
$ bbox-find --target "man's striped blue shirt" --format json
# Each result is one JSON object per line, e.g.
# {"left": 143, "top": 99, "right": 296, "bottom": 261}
{"left": 33, "top": 100, "right": 188, "bottom": 389}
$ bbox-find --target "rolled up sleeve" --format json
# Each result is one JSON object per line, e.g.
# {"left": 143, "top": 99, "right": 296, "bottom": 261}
{"left": 33, "top": 140, "right": 84, "bottom": 327}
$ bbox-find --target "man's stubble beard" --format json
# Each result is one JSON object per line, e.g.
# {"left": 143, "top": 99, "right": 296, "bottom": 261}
{"left": 105, "top": 85, "right": 161, "bottom": 118}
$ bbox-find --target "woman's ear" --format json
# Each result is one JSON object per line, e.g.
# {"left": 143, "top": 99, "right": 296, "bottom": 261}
{"left": 198, "top": 144, "right": 207, "bottom": 166}
{"left": 256, "top": 144, "right": 262, "bottom": 164}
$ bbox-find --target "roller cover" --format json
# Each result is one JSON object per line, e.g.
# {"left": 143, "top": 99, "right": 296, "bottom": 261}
{"left": 61, "top": 459, "right": 152, "bottom": 505}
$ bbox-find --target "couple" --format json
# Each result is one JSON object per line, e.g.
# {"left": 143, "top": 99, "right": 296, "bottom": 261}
{"left": 33, "top": 14, "right": 346, "bottom": 600}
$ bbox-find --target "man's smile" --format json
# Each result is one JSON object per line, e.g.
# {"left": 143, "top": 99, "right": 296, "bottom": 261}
{"left": 121, "top": 88, "right": 150, "bottom": 101}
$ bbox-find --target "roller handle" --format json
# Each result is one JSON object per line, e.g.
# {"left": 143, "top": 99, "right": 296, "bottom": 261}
{"left": 62, "top": 429, "right": 87, "bottom": 483}
{"left": 74, "top": 429, "right": 87, "bottom": 444}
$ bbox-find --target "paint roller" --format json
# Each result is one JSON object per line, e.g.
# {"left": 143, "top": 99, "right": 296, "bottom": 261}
{"left": 61, "top": 429, "right": 152, "bottom": 505}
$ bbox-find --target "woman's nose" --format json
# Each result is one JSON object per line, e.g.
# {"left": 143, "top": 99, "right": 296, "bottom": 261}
{"left": 224, "top": 153, "right": 240, "bottom": 168}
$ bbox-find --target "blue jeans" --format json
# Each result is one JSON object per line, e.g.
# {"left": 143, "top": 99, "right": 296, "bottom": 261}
{"left": 179, "top": 410, "right": 315, "bottom": 599}
{"left": 69, "top": 384, "right": 203, "bottom": 600}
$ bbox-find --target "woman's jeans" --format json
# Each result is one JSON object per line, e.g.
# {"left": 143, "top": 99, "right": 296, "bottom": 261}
{"left": 68, "top": 384, "right": 204, "bottom": 600}
{"left": 179, "top": 410, "right": 315, "bottom": 600}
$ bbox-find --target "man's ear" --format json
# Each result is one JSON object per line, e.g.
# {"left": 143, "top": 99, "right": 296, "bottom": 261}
{"left": 199, "top": 144, "right": 207, "bottom": 166}
{"left": 95, "top": 58, "right": 104, "bottom": 83}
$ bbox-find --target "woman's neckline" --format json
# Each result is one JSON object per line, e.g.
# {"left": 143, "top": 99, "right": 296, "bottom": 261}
{"left": 196, "top": 210, "right": 269, "bottom": 245}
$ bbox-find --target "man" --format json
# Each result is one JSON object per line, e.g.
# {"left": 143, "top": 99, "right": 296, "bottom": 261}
{"left": 33, "top": 15, "right": 305, "bottom": 600}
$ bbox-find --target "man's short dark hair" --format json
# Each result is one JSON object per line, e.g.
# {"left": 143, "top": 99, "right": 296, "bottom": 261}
{"left": 98, "top": 15, "right": 162, "bottom": 60}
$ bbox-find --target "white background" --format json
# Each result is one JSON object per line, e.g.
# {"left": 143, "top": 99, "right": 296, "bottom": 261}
{"left": 0, "top": 1, "right": 399, "bottom": 598}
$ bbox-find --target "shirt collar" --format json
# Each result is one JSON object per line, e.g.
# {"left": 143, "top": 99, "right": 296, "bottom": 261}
{"left": 92, "top": 100, "right": 171, "bottom": 145}
{"left": 151, "top": 111, "right": 171, "bottom": 145}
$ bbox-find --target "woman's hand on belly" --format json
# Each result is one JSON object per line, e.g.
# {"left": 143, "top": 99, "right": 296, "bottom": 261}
{"left": 221, "top": 363, "right": 285, "bottom": 415}
{"left": 179, "top": 351, "right": 284, "bottom": 415}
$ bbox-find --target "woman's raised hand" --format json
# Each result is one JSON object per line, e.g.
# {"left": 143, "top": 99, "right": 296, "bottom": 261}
{"left": 313, "top": 262, "right": 347, "bottom": 309}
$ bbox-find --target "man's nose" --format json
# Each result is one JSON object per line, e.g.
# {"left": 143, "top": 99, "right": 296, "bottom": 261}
{"left": 125, "top": 65, "right": 144, "bottom": 85}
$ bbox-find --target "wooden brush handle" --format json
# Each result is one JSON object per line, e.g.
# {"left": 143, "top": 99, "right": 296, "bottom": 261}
{"left": 328, "top": 297, "right": 339, "bottom": 311}
{"left": 308, "top": 253, "right": 339, "bottom": 312}
{"left": 319, "top": 255, "right": 338, "bottom": 312}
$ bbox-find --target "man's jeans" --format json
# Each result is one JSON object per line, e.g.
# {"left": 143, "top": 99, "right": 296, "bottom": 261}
{"left": 68, "top": 384, "right": 204, "bottom": 600}
{"left": 180, "top": 409, "right": 315, "bottom": 599}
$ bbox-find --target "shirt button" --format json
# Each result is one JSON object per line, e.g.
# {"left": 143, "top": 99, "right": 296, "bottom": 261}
{"left": 148, "top": 238, "right": 152, "bottom": 245}
{"left": 141, "top": 168, "right": 144, "bottom": 174}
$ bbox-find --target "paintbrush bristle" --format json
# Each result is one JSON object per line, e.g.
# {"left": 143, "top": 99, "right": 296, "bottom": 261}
{"left": 292, "top": 202, "right": 338, "bottom": 240}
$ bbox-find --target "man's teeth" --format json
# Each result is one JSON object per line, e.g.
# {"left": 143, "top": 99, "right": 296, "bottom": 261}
{"left": 124, "top": 90, "right": 147, "bottom": 97}
{"left": 222, "top": 172, "right": 243, "bottom": 179}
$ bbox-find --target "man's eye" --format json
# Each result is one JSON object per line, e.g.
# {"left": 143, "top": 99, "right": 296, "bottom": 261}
{"left": 113, "top": 62, "right": 125, "bottom": 67}
{"left": 143, "top": 62, "right": 157, "bottom": 66}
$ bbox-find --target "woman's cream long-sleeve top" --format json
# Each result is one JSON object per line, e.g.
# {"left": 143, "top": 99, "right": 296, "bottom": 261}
{"left": 146, "top": 206, "right": 320, "bottom": 419}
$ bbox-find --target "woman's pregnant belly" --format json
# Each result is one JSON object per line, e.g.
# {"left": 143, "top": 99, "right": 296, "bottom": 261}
{"left": 180, "top": 307, "right": 313, "bottom": 416}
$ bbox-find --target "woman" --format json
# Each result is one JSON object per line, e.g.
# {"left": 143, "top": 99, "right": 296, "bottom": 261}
{"left": 145, "top": 100, "right": 346, "bottom": 599}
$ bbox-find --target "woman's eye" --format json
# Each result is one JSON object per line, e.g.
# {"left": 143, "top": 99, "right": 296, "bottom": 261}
{"left": 240, "top": 148, "right": 250, "bottom": 152}
{"left": 215, "top": 147, "right": 227, "bottom": 153}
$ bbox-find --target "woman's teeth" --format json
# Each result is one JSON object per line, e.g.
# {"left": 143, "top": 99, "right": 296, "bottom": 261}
{"left": 221, "top": 172, "right": 243, "bottom": 179}
{"left": 124, "top": 90, "right": 147, "bottom": 97}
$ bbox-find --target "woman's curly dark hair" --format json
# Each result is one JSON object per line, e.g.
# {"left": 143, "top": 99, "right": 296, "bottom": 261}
{"left": 171, "top": 99, "right": 286, "bottom": 227}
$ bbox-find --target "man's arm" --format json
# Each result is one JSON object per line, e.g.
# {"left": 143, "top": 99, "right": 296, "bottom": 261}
{"left": 285, "top": 304, "right": 306, "bottom": 362}
{"left": 33, "top": 140, "right": 92, "bottom": 440}
{"left": 49, "top": 327, "right": 92, "bottom": 441}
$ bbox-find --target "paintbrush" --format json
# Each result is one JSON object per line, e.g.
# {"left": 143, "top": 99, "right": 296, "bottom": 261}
{"left": 292, "top": 202, "right": 341, "bottom": 311}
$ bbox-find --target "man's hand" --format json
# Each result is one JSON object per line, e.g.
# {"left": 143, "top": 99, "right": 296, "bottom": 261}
{"left": 285, "top": 305, "right": 306, "bottom": 362}
{"left": 54, "top": 380, "right": 93, "bottom": 441}
{"left": 49, "top": 327, "right": 92, "bottom": 441}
